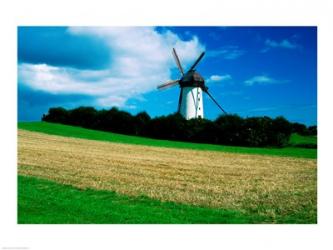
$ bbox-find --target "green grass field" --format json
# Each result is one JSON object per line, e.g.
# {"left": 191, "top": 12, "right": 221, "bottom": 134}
{"left": 18, "top": 122, "right": 317, "bottom": 224}
{"left": 18, "top": 122, "right": 317, "bottom": 159}
{"left": 18, "top": 175, "right": 262, "bottom": 224}
{"left": 289, "top": 133, "right": 317, "bottom": 147}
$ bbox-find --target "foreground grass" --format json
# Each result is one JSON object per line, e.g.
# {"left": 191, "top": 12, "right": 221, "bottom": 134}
{"left": 18, "top": 175, "right": 262, "bottom": 224}
{"left": 18, "top": 122, "right": 316, "bottom": 159}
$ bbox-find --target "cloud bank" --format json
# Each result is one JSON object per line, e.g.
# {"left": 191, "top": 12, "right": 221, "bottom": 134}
{"left": 18, "top": 27, "right": 205, "bottom": 107}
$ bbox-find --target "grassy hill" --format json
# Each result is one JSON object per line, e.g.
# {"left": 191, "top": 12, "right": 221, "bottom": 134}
{"left": 18, "top": 122, "right": 316, "bottom": 159}
{"left": 289, "top": 133, "right": 317, "bottom": 148}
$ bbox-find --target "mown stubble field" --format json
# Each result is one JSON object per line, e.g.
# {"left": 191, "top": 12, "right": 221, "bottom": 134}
{"left": 18, "top": 129, "right": 317, "bottom": 222}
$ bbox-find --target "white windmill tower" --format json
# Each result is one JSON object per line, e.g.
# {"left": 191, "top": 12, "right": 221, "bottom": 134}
{"left": 157, "top": 48, "right": 227, "bottom": 119}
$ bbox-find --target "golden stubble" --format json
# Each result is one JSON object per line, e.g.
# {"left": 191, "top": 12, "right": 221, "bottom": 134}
{"left": 18, "top": 129, "right": 317, "bottom": 218}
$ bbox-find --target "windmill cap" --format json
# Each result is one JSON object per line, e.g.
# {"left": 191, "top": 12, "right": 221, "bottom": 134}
{"left": 180, "top": 71, "right": 205, "bottom": 87}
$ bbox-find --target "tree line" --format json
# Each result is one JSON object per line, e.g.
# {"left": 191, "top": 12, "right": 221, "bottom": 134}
{"left": 41, "top": 106, "right": 317, "bottom": 148}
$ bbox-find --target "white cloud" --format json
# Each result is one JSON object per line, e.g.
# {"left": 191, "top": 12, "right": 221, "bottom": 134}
{"left": 244, "top": 75, "right": 288, "bottom": 86}
{"left": 261, "top": 39, "right": 300, "bottom": 53}
{"left": 18, "top": 27, "right": 205, "bottom": 107}
{"left": 207, "top": 74, "right": 232, "bottom": 83}
{"left": 207, "top": 46, "right": 245, "bottom": 60}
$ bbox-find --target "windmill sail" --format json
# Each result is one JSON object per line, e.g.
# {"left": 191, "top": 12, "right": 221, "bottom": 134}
{"left": 204, "top": 89, "right": 227, "bottom": 115}
{"left": 157, "top": 79, "right": 180, "bottom": 90}
{"left": 172, "top": 48, "right": 184, "bottom": 76}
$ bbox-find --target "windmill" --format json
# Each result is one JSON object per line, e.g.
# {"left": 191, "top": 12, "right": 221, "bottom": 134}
{"left": 157, "top": 48, "right": 227, "bottom": 120}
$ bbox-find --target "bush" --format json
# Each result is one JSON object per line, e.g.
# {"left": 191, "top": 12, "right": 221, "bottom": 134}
{"left": 307, "top": 125, "right": 317, "bottom": 136}
{"left": 42, "top": 106, "right": 299, "bottom": 148}
{"left": 42, "top": 107, "right": 69, "bottom": 124}
{"left": 291, "top": 122, "right": 317, "bottom": 136}
{"left": 68, "top": 107, "right": 97, "bottom": 128}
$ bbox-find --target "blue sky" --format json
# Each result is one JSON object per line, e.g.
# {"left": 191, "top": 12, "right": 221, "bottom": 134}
{"left": 18, "top": 26, "right": 317, "bottom": 125}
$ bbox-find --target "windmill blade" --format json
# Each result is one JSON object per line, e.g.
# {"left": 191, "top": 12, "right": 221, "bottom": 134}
{"left": 172, "top": 48, "right": 184, "bottom": 76}
{"left": 177, "top": 87, "right": 183, "bottom": 113}
{"left": 157, "top": 79, "right": 180, "bottom": 90}
{"left": 204, "top": 89, "right": 227, "bottom": 115}
{"left": 188, "top": 52, "right": 205, "bottom": 72}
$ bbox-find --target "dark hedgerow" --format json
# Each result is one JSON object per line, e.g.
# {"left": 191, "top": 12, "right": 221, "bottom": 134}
{"left": 41, "top": 106, "right": 313, "bottom": 148}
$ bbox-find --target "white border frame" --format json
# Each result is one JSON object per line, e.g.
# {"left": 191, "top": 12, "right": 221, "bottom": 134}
{"left": 1, "top": 0, "right": 332, "bottom": 249}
